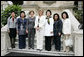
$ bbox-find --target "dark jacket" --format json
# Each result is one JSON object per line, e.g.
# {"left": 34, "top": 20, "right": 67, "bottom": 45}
{"left": 16, "top": 18, "right": 27, "bottom": 35}
{"left": 27, "top": 17, "right": 35, "bottom": 29}
{"left": 53, "top": 19, "right": 63, "bottom": 36}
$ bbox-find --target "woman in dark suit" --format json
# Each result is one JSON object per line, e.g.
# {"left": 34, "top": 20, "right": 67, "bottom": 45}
{"left": 53, "top": 13, "right": 63, "bottom": 51}
{"left": 16, "top": 11, "right": 28, "bottom": 49}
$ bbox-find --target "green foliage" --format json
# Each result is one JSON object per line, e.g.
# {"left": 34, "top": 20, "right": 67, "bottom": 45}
{"left": 1, "top": 5, "right": 21, "bottom": 25}
{"left": 73, "top": 9, "right": 83, "bottom": 24}
{"left": 73, "top": 1, "right": 83, "bottom": 24}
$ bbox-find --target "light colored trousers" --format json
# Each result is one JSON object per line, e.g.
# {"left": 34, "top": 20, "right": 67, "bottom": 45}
{"left": 36, "top": 29, "right": 44, "bottom": 50}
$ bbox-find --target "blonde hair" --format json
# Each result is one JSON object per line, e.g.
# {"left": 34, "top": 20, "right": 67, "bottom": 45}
{"left": 38, "top": 9, "right": 44, "bottom": 15}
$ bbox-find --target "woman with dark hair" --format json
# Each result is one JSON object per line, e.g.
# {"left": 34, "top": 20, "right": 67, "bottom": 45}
{"left": 7, "top": 11, "right": 17, "bottom": 49}
{"left": 44, "top": 10, "right": 54, "bottom": 51}
{"left": 26, "top": 10, "right": 35, "bottom": 49}
{"left": 53, "top": 13, "right": 63, "bottom": 51}
{"left": 61, "top": 11, "right": 71, "bottom": 52}
{"left": 61, "top": 12, "right": 69, "bottom": 19}
{"left": 16, "top": 11, "right": 28, "bottom": 49}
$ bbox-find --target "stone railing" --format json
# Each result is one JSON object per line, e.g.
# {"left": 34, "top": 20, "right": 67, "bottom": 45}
{"left": 73, "top": 30, "right": 83, "bottom": 56}
{"left": 1, "top": 29, "right": 83, "bottom": 56}
{"left": 1, "top": 31, "right": 11, "bottom": 56}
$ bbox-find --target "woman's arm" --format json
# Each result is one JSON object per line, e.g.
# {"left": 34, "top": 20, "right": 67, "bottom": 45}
{"left": 58, "top": 20, "right": 63, "bottom": 35}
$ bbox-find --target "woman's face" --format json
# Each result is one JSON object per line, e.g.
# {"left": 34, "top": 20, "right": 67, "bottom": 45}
{"left": 11, "top": 12, "right": 15, "bottom": 17}
{"left": 21, "top": 13, "right": 25, "bottom": 18}
{"left": 39, "top": 11, "right": 43, "bottom": 16}
{"left": 46, "top": 11, "right": 51, "bottom": 17}
{"left": 54, "top": 15, "right": 58, "bottom": 20}
{"left": 30, "top": 12, "right": 34, "bottom": 17}
{"left": 63, "top": 13, "right": 67, "bottom": 19}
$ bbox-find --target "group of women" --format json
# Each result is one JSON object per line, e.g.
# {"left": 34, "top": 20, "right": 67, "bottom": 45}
{"left": 7, "top": 9, "right": 71, "bottom": 52}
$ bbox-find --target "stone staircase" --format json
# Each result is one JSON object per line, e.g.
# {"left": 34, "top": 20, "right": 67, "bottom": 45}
{"left": 7, "top": 49, "right": 74, "bottom": 56}
{"left": 7, "top": 35, "right": 74, "bottom": 56}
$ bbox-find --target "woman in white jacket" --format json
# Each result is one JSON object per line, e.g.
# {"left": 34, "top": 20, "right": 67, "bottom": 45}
{"left": 34, "top": 9, "right": 45, "bottom": 51}
{"left": 61, "top": 12, "right": 71, "bottom": 52}
{"left": 44, "top": 10, "right": 54, "bottom": 51}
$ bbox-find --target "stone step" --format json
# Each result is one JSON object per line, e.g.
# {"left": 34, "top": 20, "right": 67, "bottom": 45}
{"left": 7, "top": 35, "right": 74, "bottom": 56}
{"left": 8, "top": 49, "right": 74, "bottom": 56}
{"left": 15, "top": 35, "right": 64, "bottom": 46}
{"left": 14, "top": 35, "right": 73, "bottom": 52}
{"left": 15, "top": 42, "right": 56, "bottom": 51}
{"left": 15, "top": 39, "right": 63, "bottom": 51}
{"left": 15, "top": 35, "right": 64, "bottom": 49}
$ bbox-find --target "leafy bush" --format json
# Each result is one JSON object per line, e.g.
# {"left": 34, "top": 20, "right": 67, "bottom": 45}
{"left": 73, "top": 1, "right": 83, "bottom": 24}
{"left": 75, "top": 11, "right": 83, "bottom": 22}
{"left": 73, "top": 9, "right": 83, "bottom": 24}
{"left": 1, "top": 5, "right": 21, "bottom": 25}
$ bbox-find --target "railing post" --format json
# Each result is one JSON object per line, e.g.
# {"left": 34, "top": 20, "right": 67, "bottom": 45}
{"left": 73, "top": 30, "right": 83, "bottom": 56}
{"left": 1, "top": 30, "right": 11, "bottom": 56}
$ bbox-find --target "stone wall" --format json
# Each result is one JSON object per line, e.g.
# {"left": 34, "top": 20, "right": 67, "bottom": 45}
{"left": 22, "top": 1, "right": 74, "bottom": 17}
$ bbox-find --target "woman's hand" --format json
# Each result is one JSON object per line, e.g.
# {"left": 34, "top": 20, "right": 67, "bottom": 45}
{"left": 8, "top": 30, "right": 10, "bottom": 33}
{"left": 50, "top": 31, "right": 53, "bottom": 34}
{"left": 58, "top": 33, "right": 61, "bottom": 36}
{"left": 17, "top": 31, "right": 18, "bottom": 34}
{"left": 26, "top": 29, "right": 28, "bottom": 34}
{"left": 36, "top": 27, "right": 39, "bottom": 31}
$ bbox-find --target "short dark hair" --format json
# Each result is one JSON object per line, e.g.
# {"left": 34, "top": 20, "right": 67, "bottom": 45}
{"left": 61, "top": 12, "right": 69, "bottom": 19}
{"left": 20, "top": 11, "right": 26, "bottom": 17}
{"left": 46, "top": 9, "right": 52, "bottom": 15}
{"left": 11, "top": 11, "right": 15, "bottom": 14}
{"left": 53, "top": 13, "right": 60, "bottom": 21}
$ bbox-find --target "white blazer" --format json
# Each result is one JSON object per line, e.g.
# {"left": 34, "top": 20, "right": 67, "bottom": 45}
{"left": 34, "top": 15, "right": 45, "bottom": 29}
{"left": 34, "top": 15, "right": 45, "bottom": 50}
{"left": 62, "top": 18, "right": 71, "bottom": 34}
{"left": 44, "top": 17, "right": 54, "bottom": 36}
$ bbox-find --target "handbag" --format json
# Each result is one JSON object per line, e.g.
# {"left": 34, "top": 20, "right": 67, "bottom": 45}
{"left": 64, "top": 38, "right": 73, "bottom": 47}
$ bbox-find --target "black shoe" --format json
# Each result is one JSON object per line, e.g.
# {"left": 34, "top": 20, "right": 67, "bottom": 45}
{"left": 46, "top": 49, "right": 51, "bottom": 51}
{"left": 11, "top": 45, "right": 15, "bottom": 48}
{"left": 39, "top": 49, "right": 42, "bottom": 51}
{"left": 32, "top": 47, "right": 34, "bottom": 49}
{"left": 37, "top": 49, "right": 42, "bottom": 52}
{"left": 28, "top": 47, "right": 31, "bottom": 49}
{"left": 13, "top": 46, "right": 15, "bottom": 48}
{"left": 56, "top": 50, "right": 60, "bottom": 52}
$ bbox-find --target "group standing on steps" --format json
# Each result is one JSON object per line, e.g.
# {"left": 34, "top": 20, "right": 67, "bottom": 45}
{"left": 7, "top": 9, "right": 72, "bottom": 52}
